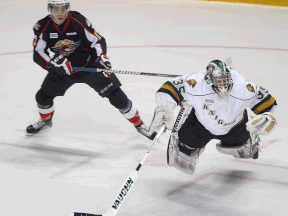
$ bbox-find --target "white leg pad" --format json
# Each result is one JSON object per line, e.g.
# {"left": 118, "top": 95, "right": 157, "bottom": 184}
{"left": 216, "top": 133, "right": 260, "bottom": 159}
{"left": 167, "top": 132, "right": 205, "bottom": 175}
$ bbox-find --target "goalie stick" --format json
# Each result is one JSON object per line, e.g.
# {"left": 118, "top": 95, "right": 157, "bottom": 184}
{"left": 69, "top": 124, "right": 166, "bottom": 216}
{"left": 72, "top": 67, "right": 178, "bottom": 78}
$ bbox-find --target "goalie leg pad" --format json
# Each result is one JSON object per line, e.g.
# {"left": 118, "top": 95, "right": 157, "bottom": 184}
{"left": 167, "top": 132, "right": 205, "bottom": 175}
{"left": 216, "top": 133, "right": 260, "bottom": 159}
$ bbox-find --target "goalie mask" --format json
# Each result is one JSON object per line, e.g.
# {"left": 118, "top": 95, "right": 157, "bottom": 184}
{"left": 48, "top": 0, "right": 70, "bottom": 25}
{"left": 205, "top": 59, "right": 233, "bottom": 97}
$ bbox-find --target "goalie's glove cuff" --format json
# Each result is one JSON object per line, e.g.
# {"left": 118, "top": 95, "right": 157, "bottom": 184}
{"left": 246, "top": 112, "right": 277, "bottom": 136}
{"left": 149, "top": 94, "right": 176, "bottom": 133}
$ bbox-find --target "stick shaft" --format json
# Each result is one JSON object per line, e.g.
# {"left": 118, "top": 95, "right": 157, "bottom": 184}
{"left": 70, "top": 124, "right": 166, "bottom": 216}
{"left": 72, "top": 67, "right": 178, "bottom": 78}
{"left": 104, "top": 124, "right": 166, "bottom": 216}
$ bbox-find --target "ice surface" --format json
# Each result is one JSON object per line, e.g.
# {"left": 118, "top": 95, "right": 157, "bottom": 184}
{"left": 0, "top": 0, "right": 288, "bottom": 216}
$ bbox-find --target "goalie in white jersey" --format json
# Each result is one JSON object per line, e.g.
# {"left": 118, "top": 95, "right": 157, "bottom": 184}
{"left": 149, "top": 59, "right": 277, "bottom": 175}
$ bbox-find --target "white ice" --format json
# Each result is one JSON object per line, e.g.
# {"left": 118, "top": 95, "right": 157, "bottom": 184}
{"left": 1, "top": 0, "right": 288, "bottom": 215}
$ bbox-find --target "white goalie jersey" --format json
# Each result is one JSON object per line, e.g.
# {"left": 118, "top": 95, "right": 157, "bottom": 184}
{"left": 156, "top": 67, "right": 277, "bottom": 136}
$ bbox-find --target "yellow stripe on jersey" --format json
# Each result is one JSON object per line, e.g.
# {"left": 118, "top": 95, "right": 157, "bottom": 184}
{"left": 253, "top": 96, "right": 276, "bottom": 114}
{"left": 94, "top": 31, "right": 102, "bottom": 40}
{"left": 160, "top": 83, "right": 181, "bottom": 104}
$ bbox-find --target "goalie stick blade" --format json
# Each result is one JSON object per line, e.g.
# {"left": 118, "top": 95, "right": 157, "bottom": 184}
{"left": 70, "top": 212, "right": 102, "bottom": 216}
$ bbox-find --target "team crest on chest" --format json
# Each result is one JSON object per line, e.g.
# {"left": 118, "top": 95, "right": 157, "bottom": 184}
{"left": 187, "top": 79, "right": 197, "bottom": 88}
{"left": 51, "top": 39, "right": 81, "bottom": 56}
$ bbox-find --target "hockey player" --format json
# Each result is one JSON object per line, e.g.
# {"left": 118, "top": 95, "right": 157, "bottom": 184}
{"left": 149, "top": 59, "right": 277, "bottom": 175}
{"left": 27, "top": 0, "right": 156, "bottom": 140}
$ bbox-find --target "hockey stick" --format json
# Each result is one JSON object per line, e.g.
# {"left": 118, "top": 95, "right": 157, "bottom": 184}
{"left": 69, "top": 124, "right": 167, "bottom": 216}
{"left": 72, "top": 57, "right": 232, "bottom": 78}
{"left": 72, "top": 67, "right": 178, "bottom": 78}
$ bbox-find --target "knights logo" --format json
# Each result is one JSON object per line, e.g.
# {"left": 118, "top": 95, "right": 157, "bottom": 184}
{"left": 187, "top": 79, "right": 197, "bottom": 88}
{"left": 246, "top": 84, "right": 255, "bottom": 93}
{"left": 51, "top": 39, "right": 81, "bottom": 56}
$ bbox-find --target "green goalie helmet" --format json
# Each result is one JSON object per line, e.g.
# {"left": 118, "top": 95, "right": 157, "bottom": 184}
{"left": 205, "top": 59, "right": 233, "bottom": 97}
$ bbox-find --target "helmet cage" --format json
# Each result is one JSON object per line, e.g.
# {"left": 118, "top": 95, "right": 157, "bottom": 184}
{"left": 205, "top": 60, "right": 233, "bottom": 97}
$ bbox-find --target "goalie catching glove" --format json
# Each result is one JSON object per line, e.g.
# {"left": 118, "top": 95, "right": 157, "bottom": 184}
{"left": 47, "top": 54, "right": 73, "bottom": 75}
{"left": 149, "top": 94, "right": 176, "bottom": 133}
{"left": 246, "top": 112, "right": 277, "bottom": 136}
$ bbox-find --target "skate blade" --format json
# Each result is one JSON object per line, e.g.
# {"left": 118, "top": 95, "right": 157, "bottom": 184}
{"left": 25, "top": 124, "right": 52, "bottom": 136}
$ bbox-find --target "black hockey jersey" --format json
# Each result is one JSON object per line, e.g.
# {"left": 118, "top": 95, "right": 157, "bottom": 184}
{"left": 33, "top": 11, "right": 107, "bottom": 70}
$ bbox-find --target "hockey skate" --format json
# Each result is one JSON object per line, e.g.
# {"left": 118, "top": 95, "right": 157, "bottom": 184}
{"left": 216, "top": 133, "right": 260, "bottom": 159}
{"left": 26, "top": 119, "right": 52, "bottom": 136}
{"left": 135, "top": 122, "right": 157, "bottom": 140}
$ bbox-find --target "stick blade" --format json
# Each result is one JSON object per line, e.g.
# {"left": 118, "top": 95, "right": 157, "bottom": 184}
{"left": 70, "top": 212, "right": 102, "bottom": 216}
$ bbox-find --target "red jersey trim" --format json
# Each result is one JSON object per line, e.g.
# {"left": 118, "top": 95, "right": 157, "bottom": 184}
{"left": 70, "top": 16, "right": 94, "bottom": 36}
{"left": 53, "top": 13, "right": 72, "bottom": 34}
{"left": 70, "top": 16, "right": 104, "bottom": 54}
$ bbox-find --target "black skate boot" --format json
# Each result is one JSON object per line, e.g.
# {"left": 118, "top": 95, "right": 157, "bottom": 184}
{"left": 135, "top": 122, "right": 157, "bottom": 140}
{"left": 26, "top": 119, "right": 52, "bottom": 135}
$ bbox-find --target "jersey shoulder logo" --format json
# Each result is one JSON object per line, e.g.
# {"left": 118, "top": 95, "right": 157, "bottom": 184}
{"left": 246, "top": 84, "right": 255, "bottom": 93}
{"left": 33, "top": 22, "right": 41, "bottom": 30}
{"left": 187, "top": 79, "right": 197, "bottom": 88}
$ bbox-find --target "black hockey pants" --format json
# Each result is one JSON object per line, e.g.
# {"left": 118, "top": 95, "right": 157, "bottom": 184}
{"left": 178, "top": 109, "right": 250, "bottom": 149}
{"left": 36, "top": 70, "right": 129, "bottom": 110}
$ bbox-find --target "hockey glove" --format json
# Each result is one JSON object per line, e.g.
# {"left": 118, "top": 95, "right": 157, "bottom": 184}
{"left": 246, "top": 112, "right": 277, "bottom": 136}
{"left": 149, "top": 94, "right": 176, "bottom": 133}
{"left": 93, "top": 54, "right": 112, "bottom": 78}
{"left": 47, "top": 54, "right": 73, "bottom": 76}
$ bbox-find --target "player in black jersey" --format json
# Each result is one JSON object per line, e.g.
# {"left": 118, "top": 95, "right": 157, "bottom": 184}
{"left": 27, "top": 0, "right": 156, "bottom": 140}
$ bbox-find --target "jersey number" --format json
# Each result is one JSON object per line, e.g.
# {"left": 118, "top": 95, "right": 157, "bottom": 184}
{"left": 173, "top": 79, "right": 185, "bottom": 94}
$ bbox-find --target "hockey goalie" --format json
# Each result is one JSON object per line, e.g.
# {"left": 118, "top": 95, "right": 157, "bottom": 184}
{"left": 149, "top": 59, "right": 277, "bottom": 175}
